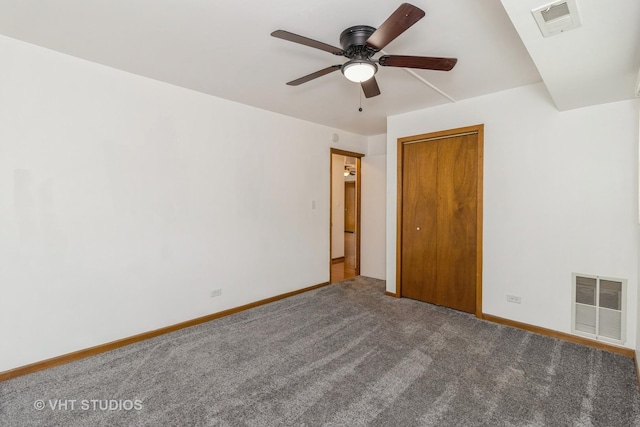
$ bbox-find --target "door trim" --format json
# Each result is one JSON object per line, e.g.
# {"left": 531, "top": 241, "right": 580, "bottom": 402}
{"left": 330, "top": 148, "right": 364, "bottom": 282}
{"left": 395, "top": 124, "right": 484, "bottom": 317}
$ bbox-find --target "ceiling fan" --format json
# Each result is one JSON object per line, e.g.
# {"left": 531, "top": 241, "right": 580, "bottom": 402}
{"left": 271, "top": 3, "right": 457, "bottom": 98}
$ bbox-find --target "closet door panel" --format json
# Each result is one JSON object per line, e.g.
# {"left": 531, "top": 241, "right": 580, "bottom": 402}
{"left": 401, "top": 141, "right": 438, "bottom": 303}
{"left": 435, "top": 135, "right": 477, "bottom": 313}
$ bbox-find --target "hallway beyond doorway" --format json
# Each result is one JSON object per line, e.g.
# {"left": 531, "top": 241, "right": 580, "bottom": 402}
{"left": 331, "top": 232, "right": 356, "bottom": 282}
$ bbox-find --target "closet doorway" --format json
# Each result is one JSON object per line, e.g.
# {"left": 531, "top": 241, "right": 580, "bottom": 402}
{"left": 396, "top": 125, "right": 484, "bottom": 315}
{"left": 330, "top": 148, "right": 363, "bottom": 283}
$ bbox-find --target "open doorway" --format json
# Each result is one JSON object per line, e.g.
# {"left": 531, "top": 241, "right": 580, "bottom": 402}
{"left": 330, "top": 148, "right": 364, "bottom": 283}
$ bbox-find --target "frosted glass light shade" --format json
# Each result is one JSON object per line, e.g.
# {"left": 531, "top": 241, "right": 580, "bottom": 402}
{"left": 342, "top": 61, "right": 376, "bottom": 83}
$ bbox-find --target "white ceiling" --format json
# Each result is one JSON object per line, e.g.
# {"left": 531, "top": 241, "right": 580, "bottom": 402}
{"left": 0, "top": 0, "right": 637, "bottom": 136}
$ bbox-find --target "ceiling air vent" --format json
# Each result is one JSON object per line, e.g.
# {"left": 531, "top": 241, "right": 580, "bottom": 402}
{"left": 532, "top": 0, "right": 581, "bottom": 38}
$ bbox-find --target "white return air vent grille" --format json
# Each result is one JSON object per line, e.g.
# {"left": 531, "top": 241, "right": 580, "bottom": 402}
{"left": 532, "top": 0, "right": 581, "bottom": 37}
{"left": 572, "top": 273, "right": 626, "bottom": 344}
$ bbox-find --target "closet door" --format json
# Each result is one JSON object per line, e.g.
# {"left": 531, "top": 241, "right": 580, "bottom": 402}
{"left": 401, "top": 140, "right": 439, "bottom": 303}
{"left": 400, "top": 131, "right": 479, "bottom": 314}
{"left": 436, "top": 134, "right": 477, "bottom": 313}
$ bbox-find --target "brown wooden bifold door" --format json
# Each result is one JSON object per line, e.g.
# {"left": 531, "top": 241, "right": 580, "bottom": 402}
{"left": 399, "top": 126, "right": 483, "bottom": 314}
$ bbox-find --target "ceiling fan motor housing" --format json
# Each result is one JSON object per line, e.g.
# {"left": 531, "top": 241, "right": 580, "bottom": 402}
{"left": 339, "top": 25, "right": 378, "bottom": 59}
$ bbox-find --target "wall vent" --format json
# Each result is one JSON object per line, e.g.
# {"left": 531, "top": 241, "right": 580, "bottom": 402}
{"left": 571, "top": 273, "right": 626, "bottom": 344}
{"left": 532, "top": 0, "right": 581, "bottom": 38}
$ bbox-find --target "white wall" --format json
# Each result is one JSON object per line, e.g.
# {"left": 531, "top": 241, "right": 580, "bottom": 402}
{"left": 0, "top": 35, "right": 369, "bottom": 372}
{"left": 387, "top": 83, "right": 639, "bottom": 349}
{"left": 331, "top": 154, "right": 345, "bottom": 258}
{"left": 361, "top": 135, "right": 386, "bottom": 280}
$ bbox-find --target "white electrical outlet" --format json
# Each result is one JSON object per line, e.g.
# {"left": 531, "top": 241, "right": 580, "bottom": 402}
{"left": 507, "top": 295, "right": 521, "bottom": 304}
{"left": 210, "top": 289, "right": 222, "bottom": 298}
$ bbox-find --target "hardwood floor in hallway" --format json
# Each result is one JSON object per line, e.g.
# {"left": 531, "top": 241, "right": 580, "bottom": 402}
{"left": 331, "top": 232, "right": 356, "bottom": 283}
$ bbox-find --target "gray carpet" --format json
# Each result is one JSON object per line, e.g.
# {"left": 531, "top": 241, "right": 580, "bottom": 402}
{"left": 2, "top": 277, "right": 639, "bottom": 426}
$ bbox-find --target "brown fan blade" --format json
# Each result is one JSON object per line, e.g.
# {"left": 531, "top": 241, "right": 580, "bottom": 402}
{"left": 378, "top": 55, "right": 457, "bottom": 71}
{"left": 271, "top": 30, "right": 344, "bottom": 55}
{"left": 366, "top": 3, "right": 425, "bottom": 50}
{"left": 361, "top": 76, "right": 381, "bottom": 98}
{"left": 286, "top": 65, "right": 342, "bottom": 86}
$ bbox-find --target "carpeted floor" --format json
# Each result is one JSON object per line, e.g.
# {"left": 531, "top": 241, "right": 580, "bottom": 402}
{"left": 2, "top": 276, "right": 639, "bottom": 426}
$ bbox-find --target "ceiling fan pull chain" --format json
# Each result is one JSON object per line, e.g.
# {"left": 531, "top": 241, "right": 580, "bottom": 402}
{"left": 359, "top": 86, "right": 363, "bottom": 112}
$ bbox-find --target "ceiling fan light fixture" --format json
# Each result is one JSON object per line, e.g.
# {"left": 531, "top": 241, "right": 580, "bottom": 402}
{"left": 342, "top": 60, "right": 377, "bottom": 83}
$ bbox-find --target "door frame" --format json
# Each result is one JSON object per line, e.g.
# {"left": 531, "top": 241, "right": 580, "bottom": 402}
{"left": 330, "top": 148, "right": 364, "bottom": 281}
{"left": 395, "top": 124, "right": 484, "bottom": 317}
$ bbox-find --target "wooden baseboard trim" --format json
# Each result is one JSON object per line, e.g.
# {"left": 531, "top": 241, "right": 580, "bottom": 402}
{"left": 481, "top": 313, "right": 635, "bottom": 358}
{"left": 331, "top": 257, "right": 345, "bottom": 264}
{"left": 384, "top": 291, "right": 397, "bottom": 298}
{"left": 0, "top": 281, "right": 332, "bottom": 383}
